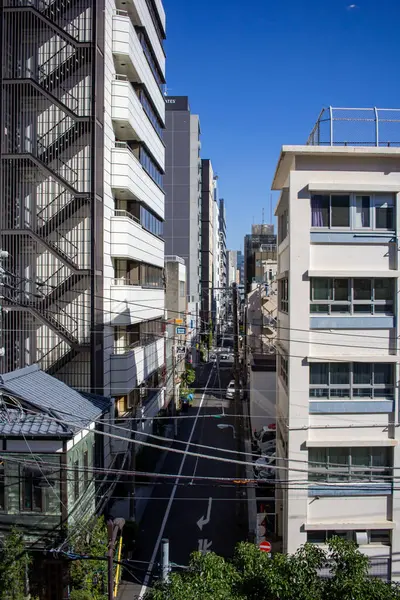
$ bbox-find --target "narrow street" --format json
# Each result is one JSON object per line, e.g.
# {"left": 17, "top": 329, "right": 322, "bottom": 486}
{"left": 120, "top": 361, "right": 248, "bottom": 598}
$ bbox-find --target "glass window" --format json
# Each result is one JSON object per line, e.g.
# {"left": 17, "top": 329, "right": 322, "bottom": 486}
{"left": 74, "top": 460, "right": 79, "bottom": 502}
{"left": 330, "top": 364, "right": 349, "bottom": 385}
{"left": 311, "top": 195, "right": 329, "bottom": 227}
{"left": 355, "top": 196, "right": 371, "bottom": 228}
{"left": 307, "top": 531, "right": 326, "bottom": 544}
{"left": 374, "top": 279, "right": 392, "bottom": 300}
{"left": 353, "top": 363, "right": 372, "bottom": 385}
{"left": 310, "top": 363, "right": 329, "bottom": 385}
{"left": 331, "top": 195, "right": 350, "bottom": 227}
{"left": 334, "top": 279, "right": 349, "bottom": 301}
{"left": 312, "top": 278, "right": 332, "bottom": 300}
{"left": 354, "top": 279, "right": 371, "bottom": 300}
{"left": 369, "top": 530, "right": 390, "bottom": 544}
{"left": 22, "top": 468, "right": 42, "bottom": 512}
{"left": 309, "top": 447, "right": 391, "bottom": 482}
{"left": 375, "top": 197, "right": 394, "bottom": 229}
{"left": 83, "top": 450, "right": 89, "bottom": 488}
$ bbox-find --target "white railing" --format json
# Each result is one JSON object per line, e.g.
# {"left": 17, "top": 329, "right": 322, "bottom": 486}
{"left": 113, "top": 209, "right": 140, "bottom": 223}
{"left": 112, "top": 277, "right": 140, "bottom": 286}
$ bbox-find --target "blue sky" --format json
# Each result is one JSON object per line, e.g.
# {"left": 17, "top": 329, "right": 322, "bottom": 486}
{"left": 164, "top": 0, "right": 400, "bottom": 250}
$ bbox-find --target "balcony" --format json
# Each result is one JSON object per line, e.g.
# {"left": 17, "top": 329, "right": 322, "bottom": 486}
{"left": 112, "top": 11, "right": 165, "bottom": 120}
{"left": 111, "top": 210, "right": 164, "bottom": 267}
{"left": 110, "top": 279, "right": 164, "bottom": 325}
{"left": 112, "top": 76, "right": 164, "bottom": 167}
{"left": 110, "top": 337, "right": 164, "bottom": 395}
{"left": 111, "top": 142, "right": 164, "bottom": 219}
{"left": 115, "top": 0, "right": 166, "bottom": 75}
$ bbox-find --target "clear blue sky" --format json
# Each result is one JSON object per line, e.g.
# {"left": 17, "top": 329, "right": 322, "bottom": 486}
{"left": 164, "top": 0, "right": 400, "bottom": 250}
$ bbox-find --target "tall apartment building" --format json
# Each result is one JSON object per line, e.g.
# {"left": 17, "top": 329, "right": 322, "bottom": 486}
{"left": 164, "top": 96, "right": 202, "bottom": 342}
{"left": 219, "top": 198, "right": 227, "bottom": 323}
{"left": 200, "top": 159, "right": 216, "bottom": 334}
{"left": 273, "top": 107, "right": 400, "bottom": 580}
{"left": 0, "top": 1, "right": 167, "bottom": 412}
{"left": 244, "top": 224, "right": 277, "bottom": 294}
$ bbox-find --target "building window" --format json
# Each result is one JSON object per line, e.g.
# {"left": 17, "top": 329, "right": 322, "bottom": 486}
{"left": 310, "top": 278, "right": 394, "bottom": 315}
{"left": 307, "top": 530, "right": 391, "bottom": 545}
{"left": 309, "top": 447, "right": 391, "bottom": 482}
{"left": 140, "top": 318, "right": 163, "bottom": 345}
{"left": 278, "top": 353, "right": 288, "bottom": 387}
{"left": 311, "top": 194, "right": 395, "bottom": 230}
{"left": 310, "top": 362, "right": 394, "bottom": 400}
{"left": 114, "top": 259, "right": 140, "bottom": 285}
{"left": 21, "top": 467, "right": 43, "bottom": 512}
{"left": 179, "top": 281, "right": 185, "bottom": 297}
{"left": 140, "top": 204, "right": 163, "bottom": 237}
{"left": 139, "top": 89, "right": 164, "bottom": 139}
{"left": 83, "top": 450, "right": 89, "bottom": 488}
{"left": 139, "top": 146, "right": 164, "bottom": 188}
{"left": 278, "top": 278, "right": 288, "bottom": 313}
{"left": 74, "top": 460, "right": 80, "bottom": 502}
{"left": 136, "top": 28, "right": 164, "bottom": 90}
{"left": 141, "top": 264, "right": 164, "bottom": 288}
{"left": 114, "top": 324, "right": 140, "bottom": 353}
{"left": 278, "top": 210, "right": 288, "bottom": 243}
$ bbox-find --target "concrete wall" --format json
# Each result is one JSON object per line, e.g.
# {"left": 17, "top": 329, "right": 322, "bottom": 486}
{"left": 274, "top": 147, "right": 400, "bottom": 576}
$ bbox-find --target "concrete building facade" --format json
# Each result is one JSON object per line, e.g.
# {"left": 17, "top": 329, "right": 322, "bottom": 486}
{"left": 273, "top": 114, "right": 400, "bottom": 579}
{"left": 164, "top": 96, "right": 202, "bottom": 341}
{"left": 200, "top": 159, "right": 216, "bottom": 334}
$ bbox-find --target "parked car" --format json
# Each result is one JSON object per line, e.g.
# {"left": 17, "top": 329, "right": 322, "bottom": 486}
{"left": 226, "top": 380, "right": 244, "bottom": 399}
{"left": 209, "top": 352, "right": 217, "bottom": 362}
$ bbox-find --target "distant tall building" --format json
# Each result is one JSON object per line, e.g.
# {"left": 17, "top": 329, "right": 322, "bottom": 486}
{"left": 219, "top": 199, "right": 228, "bottom": 322}
{"left": 227, "top": 250, "right": 238, "bottom": 286}
{"left": 164, "top": 96, "right": 202, "bottom": 338}
{"left": 244, "top": 224, "right": 277, "bottom": 293}
{"left": 200, "top": 159, "right": 215, "bottom": 333}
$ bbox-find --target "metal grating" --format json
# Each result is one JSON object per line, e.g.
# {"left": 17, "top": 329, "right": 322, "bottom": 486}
{"left": 0, "top": 0, "right": 104, "bottom": 391}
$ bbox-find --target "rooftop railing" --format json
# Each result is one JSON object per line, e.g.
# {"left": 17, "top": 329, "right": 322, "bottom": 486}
{"left": 307, "top": 107, "right": 400, "bottom": 147}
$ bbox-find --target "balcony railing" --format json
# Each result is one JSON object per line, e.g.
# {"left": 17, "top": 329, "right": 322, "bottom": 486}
{"left": 113, "top": 340, "right": 141, "bottom": 355}
{"left": 114, "top": 209, "right": 140, "bottom": 223}
{"left": 307, "top": 107, "right": 400, "bottom": 147}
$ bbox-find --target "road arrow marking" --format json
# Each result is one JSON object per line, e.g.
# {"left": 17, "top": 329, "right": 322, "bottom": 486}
{"left": 196, "top": 497, "right": 213, "bottom": 531}
{"left": 198, "top": 538, "right": 212, "bottom": 553}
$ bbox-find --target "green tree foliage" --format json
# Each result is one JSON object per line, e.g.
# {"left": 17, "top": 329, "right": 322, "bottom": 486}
{"left": 69, "top": 516, "right": 108, "bottom": 600}
{"left": 181, "top": 364, "right": 195, "bottom": 387}
{"left": 0, "top": 528, "right": 31, "bottom": 600}
{"left": 145, "top": 539, "right": 400, "bottom": 600}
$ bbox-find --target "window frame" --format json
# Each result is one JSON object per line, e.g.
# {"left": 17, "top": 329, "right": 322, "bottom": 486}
{"left": 278, "top": 353, "right": 288, "bottom": 388}
{"left": 21, "top": 467, "right": 43, "bottom": 513}
{"left": 310, "top": 277, "right": 394, "bottom": 315}
{"left": 73, "top": 459, "right": 80, "bottom": 502}
{"left": 310, "top": 193, "right": 395, "bottom": 231}
{"left": 308, "top": 447, "right": 391, "bottom": 482}
{"left": 278, "top": 278, "right": 288, "bottom": 313}
{"left": 309, "top": 362, "right": 394, "bottom": 400}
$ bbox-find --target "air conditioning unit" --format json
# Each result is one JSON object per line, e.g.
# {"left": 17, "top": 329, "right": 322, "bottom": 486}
{"left": 355, "top": 531, "right": 368, "bottom": 546}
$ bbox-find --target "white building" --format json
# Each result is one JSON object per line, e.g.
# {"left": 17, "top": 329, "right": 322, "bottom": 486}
{"left": 0, "top": 0, "right": 167, "bottom": 421}
{"left": 273, "top": 107, "right": 400, "bottom": 580}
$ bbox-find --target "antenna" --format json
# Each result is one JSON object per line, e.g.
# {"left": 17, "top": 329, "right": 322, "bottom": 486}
{"left": 262, "top": 207, "right": 265, "bottom": 225}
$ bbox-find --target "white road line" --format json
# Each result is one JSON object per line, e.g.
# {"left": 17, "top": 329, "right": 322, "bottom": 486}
{"left": 138, "top": 364, "right": 215, "bottom": 599}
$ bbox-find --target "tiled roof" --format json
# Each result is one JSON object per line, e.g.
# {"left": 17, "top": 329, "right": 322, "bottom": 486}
{"left": 0, "top": 365, "right": 112, "bottom": 437}
{"left": 0, "top": 411, "right": 70, "bottom": 437}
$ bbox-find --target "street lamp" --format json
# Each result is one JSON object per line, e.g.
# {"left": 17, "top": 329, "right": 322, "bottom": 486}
{"left": 217, "top": 423, "right": 236, "bottom": 439}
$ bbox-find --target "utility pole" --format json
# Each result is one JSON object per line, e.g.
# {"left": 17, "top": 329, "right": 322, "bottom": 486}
{"left": 161, "top": 538, "right": 170, "bottom": 582}
{"left": 107, "top": 518, "right": 125, "bottom": 600}
{"left": 232, "top": 283, "right": 242, "bottom": 477}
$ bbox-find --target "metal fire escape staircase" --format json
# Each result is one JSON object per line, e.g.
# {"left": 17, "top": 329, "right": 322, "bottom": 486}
{"left": 2, "top": 1, "right": 93, "bottom": 371}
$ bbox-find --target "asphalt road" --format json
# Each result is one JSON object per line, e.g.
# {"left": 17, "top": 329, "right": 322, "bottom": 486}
{"left": 121, "top": 361, "right": 247, "bottom": 598}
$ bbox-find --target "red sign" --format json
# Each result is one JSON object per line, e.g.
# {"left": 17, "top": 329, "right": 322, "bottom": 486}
{"left": 259, "top": 540, "right": 271, "bottom": 553}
